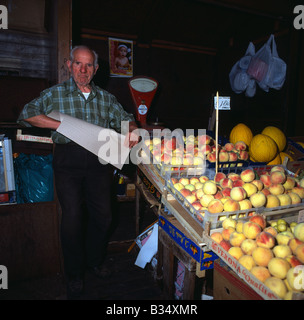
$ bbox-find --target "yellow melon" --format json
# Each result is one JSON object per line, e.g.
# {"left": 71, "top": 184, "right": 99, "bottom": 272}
{"left": 249, "top": 134, "right": 278, "bottom": 163}
{"left": 267, "top": 153, "right": 281, "bottom": 165}
{"left": 262, "top": 126, "right": 286, "bottom": 152}
{"left": 229, "top": 123, "right": 253, "bottom": 147}
{"left": 279, "top": 152, "right": 294, "bottom": 163}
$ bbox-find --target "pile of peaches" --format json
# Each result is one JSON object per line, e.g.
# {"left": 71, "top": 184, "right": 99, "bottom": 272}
{"left": 170, "top": 165, "right": 304, "bottom": 220}
{"left": 210, "top": 215, "right": 304, "bottom": 299}
{"left": 144, "top": 134, "right": 249, "bottom": 168}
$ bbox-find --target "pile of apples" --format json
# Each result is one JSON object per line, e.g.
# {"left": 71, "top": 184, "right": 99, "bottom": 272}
{"left": 170, "top": 165, "right": 304, "bottom": 219}
{"left": 144, "top": 134, "right": 249, "bottom": 167}
{"left": 211, "top": 215, "right": 304, "bottom": 299}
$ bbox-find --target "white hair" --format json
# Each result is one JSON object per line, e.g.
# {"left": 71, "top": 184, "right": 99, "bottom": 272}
{"left": 70, "top": 45, "right": 99, "bottom": 68}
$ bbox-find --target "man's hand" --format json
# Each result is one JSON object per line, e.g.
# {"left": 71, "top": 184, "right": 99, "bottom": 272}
{"left": 124, "top": 129, "right": 140, "bottom": 148}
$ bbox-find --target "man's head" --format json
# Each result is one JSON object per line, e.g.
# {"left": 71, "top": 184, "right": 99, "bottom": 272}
{"left": 67, "top": 46, "right": 99, "bottom": 90}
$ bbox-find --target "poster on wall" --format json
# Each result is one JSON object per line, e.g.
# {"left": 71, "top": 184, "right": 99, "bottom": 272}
{"left": 109, "top": 37, "right": 133, "bottom": 78}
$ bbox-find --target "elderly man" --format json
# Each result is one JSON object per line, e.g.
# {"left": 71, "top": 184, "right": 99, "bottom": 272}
{"left": 18, "top": 45, "right": 138, "bottom": 299}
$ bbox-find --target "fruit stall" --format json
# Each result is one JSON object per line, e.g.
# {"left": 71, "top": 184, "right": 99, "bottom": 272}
{"left": 136, "top": 126, "right": 304, "bottom": 300}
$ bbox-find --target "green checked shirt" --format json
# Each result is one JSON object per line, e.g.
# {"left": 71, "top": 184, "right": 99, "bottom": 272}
{"left": 18, "top": 77, "right": 135, "bottom": 144}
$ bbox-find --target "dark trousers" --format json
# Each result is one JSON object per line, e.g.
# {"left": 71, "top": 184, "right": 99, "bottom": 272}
{"left": 53, "top": 142, "right": 112, "bottom": 278}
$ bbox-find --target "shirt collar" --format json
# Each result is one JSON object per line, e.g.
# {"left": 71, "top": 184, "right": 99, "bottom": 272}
{"left": 65, "top": 77, "right": 97, "bottom": 98}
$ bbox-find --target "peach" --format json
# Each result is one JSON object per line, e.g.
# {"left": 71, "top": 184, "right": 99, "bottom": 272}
{"left": 179, "top": 177, "right": 190, "bottom": 186}
{"left": 189, "top": 177, "right": 200, "bottom": 185}
{"left": 286, "top": 267, "right": 304, "bottom": 291}
{"left": 295, "top": 243, "right": 304, "bottom": 263}
{"left": 230, "top": 187, "right": 247, "bottom": 201}
{"left": 240, "top": 169, "right": 255, "bottom": 183}
{"left": 291, "top": 186, "right": 304, "bottom": 199}
{"left": 243, "top": 182, "right": 258, "bottom": 197}
{"left": 228, "top": 173, "right": 240, "bottom": 181}
{"left": 207, "top": 151, "right": 216, "bottom": 163}
{"left": 219, "top": 150, "right": 229, "bottom": 162}
{"left": 195, "top": 188, "right": 205, "bottom": 200}
{"left": 194, "top": 182, "right": 204, "bottom": 190}
{"left": 207, "top": 199, "right": 224, "bottom": 214}
{"left": 184, "top": 184, "right": 196, "bottom": 192}
{"left": 285, "top": 255, "right": 303, "bottom": 268}
{"left": 199, "top": 175, "right": 209, "bottom": 183}
{"left": 261, "top": 188, "right": 271, "bottom": 196}
{"left": 264, "top": 226, "right": 278, "bottom": 237}
{"left": 252, "top": 247, "right": 274, "bottom": 267}
{"left": 269, "top": 183, "right": 285, "bottom": 195}
{"left": 219, "top": 240, "right": 232, "bottom": 251}
{"left": 214, "top": 191, "right": 223, "bottom": 200}
{"left": 238, "top": 199, "right": 252, "bottom": 210}
{"left": 251, "top": 266, "right": 271, "bottom": 283}
{"left": 221, "top": 196, "right": 231, "bottom": 204}
{"left": 241, "top": 238, "right": 257, "bottom": 255}
{"left": 268, "top": 258, "right": 291, "bottom": 279}
{"left": 266, "top": 194, "right": 280, "bottom": 208}
{"left": 277, "top": 194, "right": 292, "bottom": 206}
{"left": 228, "top": 246, "right": 244, "bottom": 260}
{"left": 214, "top": 172, "right": 226, "bottom": 184}
{"left": 260, "top": 174, "right": 272, "bottom": 188}
{"left": 234, "top": 141, "right": 247, "bottom": 151}
{"left": 270, "top": 170, "right": 286, "bottom": 184}
{"left": 183, "top": 155, "right": 194, "bottom": 165}
{"left": 229, "top": 231, "right": 246, "bottom": 247}
{"left": 192, "top": 201, "right": 203, "bottom": 211}
{"left": 288, "top": 192, "right": 302, "bottom": 204}
{"left": 220, "top": 178, "right": 233, "bottom": 189}
{"left": 179, "top": 188, "right": 192, "bottom": 198}
{"left": 185, "top": 194, "right": 197, "bottom": 204}
{"left": 294, "top": 223, "right": 304, "bottom": 242}
{"left": 271, "top": 166, "right": 285, "bottom": 173}
{"left": 239, "top": 255, "right": 256, "bottom": 271}
{"left": 228, "top": 152, "right": 238, "bottom": 162}
{"left": 273, "top": 245, "right": 292, "bottom": 259}
{"left": 256, "top": 231, "right": 276, "bottom": 249}
{"left": 239, "top": 150, "right": 249, "bottom": 161}
{"left": 222, "top": 187, "right": 231, "bottom": 197}
{"left": 232, "top": 179, "right": 244, "bottom": 187}
{"left": 211, "top": 232, "right": 223, "bottom": 244}
{"left": 283, "top": 176, "right": 296, "bottom": 190}
{"left": 223, "top": 199, "right": 240, "bottom": 212}
{"left": 243, "top": 221, "right": 262, "bottom": 240}
{"left": 250, "top": 191, "right": 267, "bottom": 208}
{"left": 203, "top": 181, "right": 218, "bottom": 195}
{"left": 222, "top": 217, "right": 237, "bottom": 229}
{"left": 224, "top": 142, "right": 235, "bottom": 151}
{"left": 252, "top": 179, "right": 264, "bottom": 191}
{"left": 288, "top": 238, "right": 304, "bottom": 254}
{"left": 276, "top": 231, "right": 294, "bottom": 246}
{"left": 222, "top": 226, "right": 235, "bottom": 241}
{"left": 249, "top": 214, "right": 266, "bottom": 229}
{"left": 235, "top": 220, "right": 244, "bottom": 233}
{"left": 200, "top": 194, "right": 214, "bottom": 207}
{"left": 173, "top": 183, "right": 185, "bottom": 192}
{"left": 264, "top": 277, "right": 287, "bottom": 299}
{"left": 198, "top": 134, "right": 211, "bottom": 145}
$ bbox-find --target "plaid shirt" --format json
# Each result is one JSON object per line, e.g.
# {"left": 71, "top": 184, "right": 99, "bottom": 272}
{"left": 18, "top": 77, "right": 135, "bottom": 144}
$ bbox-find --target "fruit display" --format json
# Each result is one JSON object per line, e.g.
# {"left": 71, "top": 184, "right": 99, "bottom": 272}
{"left": 168, "top": 165, "right": 304, "bottom": 229}
{"left": 143, "top": 134, "right": 250, "bottom": 173}
{"left": 210, "top": 215, "right": 304, "bottom": 300}
{"left": 229, "top": 123, "right": 295, "bottom": 166}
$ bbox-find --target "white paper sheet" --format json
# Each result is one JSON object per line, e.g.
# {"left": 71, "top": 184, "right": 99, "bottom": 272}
{"left": 48, "top": 111, "right": 130, "bottom": 170}
{"left": 134, "top": 223, "right": 158, "bottom": 269}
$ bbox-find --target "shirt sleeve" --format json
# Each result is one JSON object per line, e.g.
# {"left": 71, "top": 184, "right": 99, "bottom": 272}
{"left": 17, "top": 90, "right": 53, "bottom": 127}
{"left": 108, "top": 94, "right": 135, "bottom": 133}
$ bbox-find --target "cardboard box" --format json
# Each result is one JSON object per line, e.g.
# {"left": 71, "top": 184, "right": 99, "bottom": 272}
{"left": 213, "top": 259, "right": 263, "bottom": 300}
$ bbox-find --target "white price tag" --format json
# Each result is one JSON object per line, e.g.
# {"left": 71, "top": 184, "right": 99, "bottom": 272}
{"left": 214, "top": 96, "right": 230, "bottom": 110}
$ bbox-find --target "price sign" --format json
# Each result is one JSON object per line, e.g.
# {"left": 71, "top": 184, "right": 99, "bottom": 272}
{"left": 298, "top": 210, "right": 304, "bottom": 223}
{"left": 214, "top": 96, "right": 230, "bottom": 110}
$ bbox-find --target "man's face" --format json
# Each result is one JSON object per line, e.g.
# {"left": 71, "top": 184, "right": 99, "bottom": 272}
{"left": 67, "top": 48, "right": 98, "bottom": 88}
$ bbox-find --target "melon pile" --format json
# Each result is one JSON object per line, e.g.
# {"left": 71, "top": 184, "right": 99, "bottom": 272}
{"left": 229, "top": 123, "right": 292, "bottom": 165}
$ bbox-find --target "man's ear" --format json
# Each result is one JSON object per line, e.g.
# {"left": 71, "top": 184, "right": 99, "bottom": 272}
{"left": 94, "top": 64, "right": 99, "bottom": 75}
{"left": 66, "top": 59, "right": 72, "bottom": 72}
